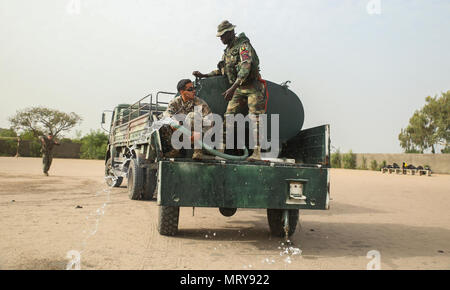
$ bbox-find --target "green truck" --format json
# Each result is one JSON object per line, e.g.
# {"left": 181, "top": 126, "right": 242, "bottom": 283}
{"left": 102, "top": 76, "right": 330, "bottom": 238}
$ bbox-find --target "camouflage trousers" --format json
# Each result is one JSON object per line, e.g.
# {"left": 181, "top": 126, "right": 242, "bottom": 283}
{"left": 42, "top": 153, "right": 53, "bottom": 173}
{"left": 223, "top": 82, "right": 266, "bottom": 149}
{"left": 225, "top": 82, "right": 266, "bottom": 115}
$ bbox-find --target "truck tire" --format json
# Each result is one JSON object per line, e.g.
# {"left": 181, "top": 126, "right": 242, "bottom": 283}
{"left": 105, "top": 158, "right": 123, "bottom": 187}
{"left": 142, "top": 168, "right": 157, "bottom": 200}
{"left": 267, "top": 209, "right": 299, "bottom": 237}
{"left": 128, "top": 159, "right": 144, "bottom": 200}
{"left": 158, "top": 206, "right": 180, "bottom": 236}
{"left": 219, "top": 207, "right": 237, "bottom": 217}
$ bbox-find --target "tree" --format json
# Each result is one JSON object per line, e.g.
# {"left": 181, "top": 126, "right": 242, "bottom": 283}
{"left": 423, "top": 91, "right": 450, "bottom": 151}
{"left": 398, "top": 128, "right": 421, "bottom": 153}
{"left": 9, "top": 107, "right": 82, "bottom": 138}
{"left": 399, "top": 91, "right": 449, "bottom": 153}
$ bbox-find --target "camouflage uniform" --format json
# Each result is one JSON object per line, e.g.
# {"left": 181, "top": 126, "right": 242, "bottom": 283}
{"left": 207, "top": 21, "right": 265, "bottom": 154}
{"left": 206, "top": 32, "right": 265, "bottom": 115}
{"left": 39, "top": 135, "right": 58, "bottom": 174}
{"left": 160, "top": 96, "right": 212, "bottom": 152}
{"left": 162, "top": 95, "right": 212, "bottom": 122}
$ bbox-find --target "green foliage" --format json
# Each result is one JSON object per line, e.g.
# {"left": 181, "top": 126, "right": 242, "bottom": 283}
{"left": 9, "top": 106, "right": 82, "bottom": 138}
{"left": 442, "top": 146, "right": 450, "bottom": 154}
{"left": 404, "top": 148, "right": 421, "bottom": 153}
{"left": 0, "top": 128, "right": 18, "bottom": 156}
{"left": 359, "top": 155, "right": 368, "bottom": 170}
{"left": 20, "top": 130, "right": 37, "bottom": 140}
{"left": 370, "top": 160, "right": 378, "bottom": 171}
{"left": 342, "top": 150, "right": 357, "bottom": 169}
{"left": 0, "top": 128, "right": 17, "bottom": 138}
{"left": 331, "top": 148, "right": 342, "bottom": 168}
{"left": 399, "top": 91, "right": 449, "bottom": 153}
{"left": 20, "top": 130, "right": 41, "bottom": 157}
{"left": 79, "top": 130, "right": 108, "bottom": 160}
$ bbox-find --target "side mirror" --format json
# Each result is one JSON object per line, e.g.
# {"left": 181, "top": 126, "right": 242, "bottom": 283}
{"left": 101, "top": 112, "right": 105, "bottom": 124}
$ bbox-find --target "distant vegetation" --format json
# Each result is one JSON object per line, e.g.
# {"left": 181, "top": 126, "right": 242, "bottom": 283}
{"left": 342, "top": 150, "right": 357, "bottom": 169}
{"left": 0, "top": 128, "right": 108, "bottom": 160}
{"left": 331, "top": 149, "right": 357, "bottom": 169}
{"left": 2, "top": 107, "right": 108, "bottom": 160}
{"left": 331, "top": 149, "right": 387, "bottom": 171}
{"left": 399, "top": 91, "right": 449, "bottom": 154}
{"left": 331, "top": 148, "right": 342, "bottom": 168}
{"left": 8, "top": 106, "right": 82, "bottom": 138}
{"left": 78, "top": 130, "right": 109, "bottom": 160}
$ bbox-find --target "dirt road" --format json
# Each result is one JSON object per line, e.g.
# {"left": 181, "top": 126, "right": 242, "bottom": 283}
{"left": 0, "top": 157, "right": 449, "bottom": 270}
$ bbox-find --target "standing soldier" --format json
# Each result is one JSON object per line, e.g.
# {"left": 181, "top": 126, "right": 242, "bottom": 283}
{"left": 193, "top": 20, "right": 266, "bottom": 161}
{"left": 39, "top": 132, "right": 60, "bottom": 176}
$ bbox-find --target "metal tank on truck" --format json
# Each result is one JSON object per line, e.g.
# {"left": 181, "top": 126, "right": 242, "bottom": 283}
{"left": 101, "top": 76, "right": 330, "bottom": 239}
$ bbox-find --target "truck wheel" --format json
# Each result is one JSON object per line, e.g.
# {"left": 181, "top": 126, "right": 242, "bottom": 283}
{"left": 158, "top": 206, "right": 180, "bottom": 236}
{"left": 105, "top": 158, "right": 123, "bottom": 187}
{"left": 128, "top": 159, "right": 144, "bottom": 200}
{"left": 267, "top": 209, "right": 299, "bottom": 237}
{"left": 142, "top": 169, "right": 157, "bottom": 200}
{"left": 219, "top": 207, "right": 237, "bottom": 217}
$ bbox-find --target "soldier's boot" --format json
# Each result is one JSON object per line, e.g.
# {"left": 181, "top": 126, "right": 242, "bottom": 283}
{"left": 247, "top": 114, "right": 262, "bottom": 161}
{"left": 165, "top": 149, "right": 180, "bottom": 158}
{"left": 44, "top": 172, "right": 49, "bottom": 176}
{"left": 192, "top": 149, "right": 204, "bottom": 160}
{"left": 247, "top": 146, "right": 261, "bottom": 161}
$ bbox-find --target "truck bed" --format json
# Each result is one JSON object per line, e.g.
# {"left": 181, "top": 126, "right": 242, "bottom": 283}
{"left": 156, "top": 158, "right": 330, "bottom": 210}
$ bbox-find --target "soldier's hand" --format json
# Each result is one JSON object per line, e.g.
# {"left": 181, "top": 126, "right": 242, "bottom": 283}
{"left": 193, "top": 71, "right": 205, "bottom": 78}
{"left": 190, "top": 132, "right": 201, "bottom": 143}
{"left": 223, "top": 85, "right": 238, "bottom": 101}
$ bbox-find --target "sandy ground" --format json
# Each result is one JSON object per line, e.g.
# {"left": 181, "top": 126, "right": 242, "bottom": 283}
{"left": 0, "top": 156, "right": 449, "bottom": 270}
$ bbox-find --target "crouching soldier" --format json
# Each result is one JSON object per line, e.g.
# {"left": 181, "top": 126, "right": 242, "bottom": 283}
{"left": 160, "top": 79, "right": 212, "bottom": 160}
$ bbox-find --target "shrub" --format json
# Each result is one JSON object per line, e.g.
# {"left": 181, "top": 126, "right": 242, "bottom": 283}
{"left": 343, "top": 150, "right": 357, "bottom": 169}
{"left": 0, "top": 128, "right": 18, "bottom": 156}
{"left": 331, "top": 148, "right": 342, "bottom": 168}
{"left": 359, "top": 156, "right": 368, "bottom": 170}
{"left": 20, "top": 130, "right": 41, "bottom": 157}
{"left": 80, "top": 130, "right": 108, "bottom": 160}
{"left": 370, "top": 160, "right": 378, "bottom": 171}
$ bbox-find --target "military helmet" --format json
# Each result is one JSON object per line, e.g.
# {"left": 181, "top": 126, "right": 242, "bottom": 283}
{"left": 216, "top": 20, "right": 236, "bottom": 37}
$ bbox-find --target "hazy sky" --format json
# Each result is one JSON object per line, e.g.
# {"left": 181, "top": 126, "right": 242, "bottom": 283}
{"left": 1, "top": 0, "right": 449, "bottom": 153}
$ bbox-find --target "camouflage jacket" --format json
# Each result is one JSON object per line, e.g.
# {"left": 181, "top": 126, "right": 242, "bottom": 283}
{"left": 162, "top": 96, "right": 212, "bottom": 119}
{"left": 207, "top": 33, "right": 260, "bottom": 86}
{"left": 39, "top": 136, "right": 58, "bottom": 153}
